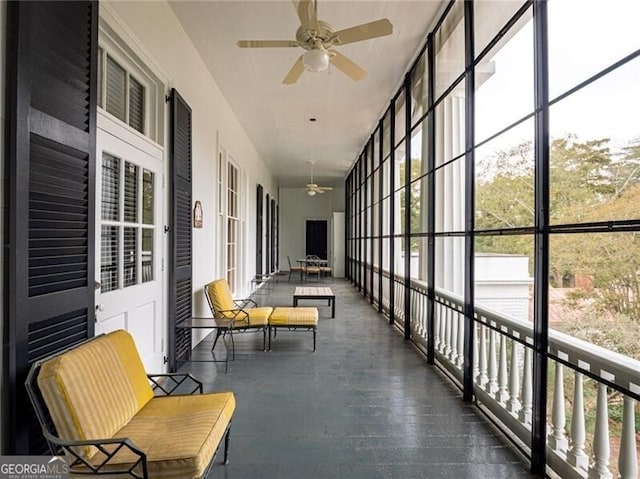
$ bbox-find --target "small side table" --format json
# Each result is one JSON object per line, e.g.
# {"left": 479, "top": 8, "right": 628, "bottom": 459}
{"left": 293, "top": 287, "right": 335, "bottom": 318}
{"left": 177, "top": 317, "right": 234, "bottom": 373}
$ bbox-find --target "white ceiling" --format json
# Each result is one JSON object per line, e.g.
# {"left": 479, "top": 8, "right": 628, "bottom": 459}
{"left": 169, "top": 0, "right": 445, "bottom": 188}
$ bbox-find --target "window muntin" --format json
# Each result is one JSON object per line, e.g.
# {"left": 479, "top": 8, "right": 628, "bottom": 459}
{"left": 226, "top": 161, "right": 239, "bottom": 290}
{"left": 100, "top": 153, "right": 155, "bottom": 293}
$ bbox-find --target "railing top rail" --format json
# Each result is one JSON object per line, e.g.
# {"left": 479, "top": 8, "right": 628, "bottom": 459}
{"left": 408, "top": 278, "right": 640, "bottom": 394}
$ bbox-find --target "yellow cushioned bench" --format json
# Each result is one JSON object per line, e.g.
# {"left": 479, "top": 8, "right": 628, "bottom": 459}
{"left": 268, "top": 307, "right": 319, "bottom": 351}
{"left": 26, "top": 330, "right": 235, "bottom": 479}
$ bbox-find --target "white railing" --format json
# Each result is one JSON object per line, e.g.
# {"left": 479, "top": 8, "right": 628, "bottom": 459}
{"left": 371, "top": 267, "right": 639, "bottom": 479}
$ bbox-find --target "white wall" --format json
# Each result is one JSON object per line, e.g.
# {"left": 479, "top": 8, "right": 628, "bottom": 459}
{"left": 102, "top": 2, "right": 277, "bottom": 339}
{"left": 278, "top": 187, "right": 345, "bottom": 271}
{"left": 475, "top": 254, "right": 533, "bottom": 322}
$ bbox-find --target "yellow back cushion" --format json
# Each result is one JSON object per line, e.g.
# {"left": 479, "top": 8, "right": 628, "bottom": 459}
{"left": 206, "top": 279, "right": 236, "bottom": 317}
{"left": 37, "top": 330, "right": 153, "bottom": 458}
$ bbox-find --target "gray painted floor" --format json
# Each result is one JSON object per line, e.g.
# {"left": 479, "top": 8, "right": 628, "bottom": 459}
{"left": 182, "top": 278, "right": 535, "bottom": 478}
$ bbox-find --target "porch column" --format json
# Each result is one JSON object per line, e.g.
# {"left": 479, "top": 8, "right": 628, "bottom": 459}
{"left": 435, "top": 93, "right": 466, "bottom": 295}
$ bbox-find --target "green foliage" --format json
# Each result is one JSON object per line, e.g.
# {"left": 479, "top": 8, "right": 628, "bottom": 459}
{"left": 555, "top": 308, "right": 640, "bottom": 360}
{"left": 399, "top": 159, "right": 424, "bottom": 252}
{"left": 609, "top": 402, "right": 640, "bottom": 432}
{"left": 476, "top": 134, "right": 640, "bottom": 323}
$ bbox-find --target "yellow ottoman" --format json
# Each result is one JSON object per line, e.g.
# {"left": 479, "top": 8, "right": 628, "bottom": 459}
{"left": 268, "top": 307, "right": 319, "bottom": 351}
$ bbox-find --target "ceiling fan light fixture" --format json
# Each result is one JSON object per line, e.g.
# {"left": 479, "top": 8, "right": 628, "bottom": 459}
{"left": 307, "top": 189, "right": 317, "bottom": 196}
{"left": 303, "top": 49, "right": 329, "bottom": 72}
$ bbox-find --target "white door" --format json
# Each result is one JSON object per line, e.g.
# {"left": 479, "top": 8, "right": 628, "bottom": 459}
{"left": 95, "top": 120, "right": 165, "bottom": 372}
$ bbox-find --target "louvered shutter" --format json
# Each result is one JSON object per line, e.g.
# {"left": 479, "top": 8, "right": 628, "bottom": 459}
{"left": 271, "top": 198, "right": 277, "bottom": 273}
{"left": 7, "top": 1, "right": 98, "bottom": 453}
{"left": 256, "top": 184, "right": 264, "bottom": 275}
{"left": 266, "top": 193, "right": 271, "bottom": 273}
{"left": 168, "top": 89, "right": 193, "bottom": 370}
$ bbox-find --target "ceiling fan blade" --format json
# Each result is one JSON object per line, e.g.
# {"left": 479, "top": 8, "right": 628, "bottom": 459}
{"left": 237, "top": 40, "right": 299, "bottom": 48}
{"left": 329, "top": 50, "right": 367, "bottom": 81}
{"left": 283, "top": 56, "right": 305, "bottom": 84}
{"left": 333, "top": 18, "right": 393, "bottom": 45}
{"left": 294, "top": 0, "right": 319, "bottom": 31}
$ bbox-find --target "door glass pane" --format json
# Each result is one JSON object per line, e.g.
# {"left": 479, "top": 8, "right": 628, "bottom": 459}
{"left": 106, "top": 55, "right": 126, "bottom": 122}
{"left": 123, "top": 227, "right": 137, "bottom": 287}
{"left": 124, "top": 161, "right": 138, "bottom": 223}
{"left": 101, "top": 225, "right": 119, "bottom": 292}
{"left": 102, "top": 154, "right": 119, "bottom": 221}
{"left": 142, "top": 168, "right": 154, "bottom": 224}
{"left": 142, "top": 228, "right": 153, "bottom": 283}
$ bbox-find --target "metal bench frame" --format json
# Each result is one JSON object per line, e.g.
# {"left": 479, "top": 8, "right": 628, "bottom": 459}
{"left": 25, "top": 335, "right": 231, "bottom": 478}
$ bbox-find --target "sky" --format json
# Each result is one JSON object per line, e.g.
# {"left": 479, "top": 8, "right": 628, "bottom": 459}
{"left": 476, "top": 0, "right": 640, "bottom": 153}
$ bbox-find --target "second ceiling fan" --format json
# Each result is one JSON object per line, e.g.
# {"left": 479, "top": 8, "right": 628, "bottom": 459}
{"left": 305, "top": 161, "right": 332, "bottom": 196}
{"left": 236, "top": 0, "right": 393, "bottom": 84}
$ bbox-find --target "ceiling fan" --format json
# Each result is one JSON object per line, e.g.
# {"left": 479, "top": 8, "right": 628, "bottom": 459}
{"left": 236, "top": 0, "right": 393, "bottom": 84}
{"left": 306, "top": 162, "right": 332, "bottom": 196}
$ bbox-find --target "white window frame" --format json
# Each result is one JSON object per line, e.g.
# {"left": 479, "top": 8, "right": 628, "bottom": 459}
{"left": 98, "top": 13, "right": 166, "bottom": 145}
{"left": 217, "top": 147, "right": 247, "bottom": 295}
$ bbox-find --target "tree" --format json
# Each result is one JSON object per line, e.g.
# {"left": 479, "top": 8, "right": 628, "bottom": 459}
{"left": 399, "top": 158, "right": 423, "bottom": 252}
{"left": 476, "top": 134, "right": 640, "bottom": 322}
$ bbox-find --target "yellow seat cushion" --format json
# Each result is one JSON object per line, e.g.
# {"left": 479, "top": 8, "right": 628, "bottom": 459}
{"left": 269, "top": 307, "right": 318, "bottom": 326}
{"left": 73, "top": 392, "right": 235, "bottom": 479}
{"left": 38, "top": 330, "right": 154, "bottom": 459}
{"left": 238, "top": 307, "right": 272, "bottom": 327}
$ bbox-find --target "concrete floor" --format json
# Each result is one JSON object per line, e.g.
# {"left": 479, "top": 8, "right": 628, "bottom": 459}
{"left": 182, "top": 277, "right": 535, "bottom": 478}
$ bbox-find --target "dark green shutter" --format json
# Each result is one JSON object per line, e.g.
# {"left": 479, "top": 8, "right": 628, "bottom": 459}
{"left": 271, "top": 198, "right": 276, "bottom": 273}
{"left": 7, "top": 1, "right": 98, "bottom": 453}
{"left": 256, "top": 184, "right": 264, "bottom": 275}
{"left": 168, "top": 89, "right": 193, "bottom": 370}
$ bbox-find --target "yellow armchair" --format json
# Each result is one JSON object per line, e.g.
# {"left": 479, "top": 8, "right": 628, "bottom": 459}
{"left": 204, "top": 279, "right": 272, "bottom": 351}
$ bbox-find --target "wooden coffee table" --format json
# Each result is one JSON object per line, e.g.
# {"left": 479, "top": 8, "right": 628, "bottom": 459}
{"left": 293, "top": 287, "right": 335, "bottom": 318}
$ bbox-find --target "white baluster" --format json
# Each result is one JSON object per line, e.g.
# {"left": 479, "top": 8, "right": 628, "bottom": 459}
{"left": 588, "top": 383, "right": 612, "bottom": 479}
{"left": 567, "top": 371, "right": 588, "bottom": 470}
{"left": 439, "top": 304, "right": 447, "bottom": 354}
{"left": 518, "top": 346, "right": 532, "bottom": 425}
{"left": 618, "top": 396, "right": 637, "bottom": 479}
{"left": 450, "top": 309, "right": 458, "bottom": 363}
{"left": 444, "top": 307, "right": 452, "bottom": 358}
{"left": 507, "top": 341, "right": 521, "bottom": 414}
{"left": 478, "top": 325, "right": 488, "bottom": 388}
{"left": 495, "top": 333, "right": 509, "bottom": 404}
{"left": 488, "top": 329, "right": 498, "bottom": 394}
{"left": 434, "top": 303, "right": 441, "bottom": 351}
{"left": 549, "top": 362, "right": 568, "bottom": 451}
{"left": 457, "top": 314, "right": 465, "bottom": 370}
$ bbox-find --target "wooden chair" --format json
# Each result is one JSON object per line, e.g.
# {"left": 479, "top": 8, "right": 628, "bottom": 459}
{"left": 204, "top": 279, "right": 272, "bottom": 352}
{"left": 287, "top": 256, "right": 304, "bottom": 281}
